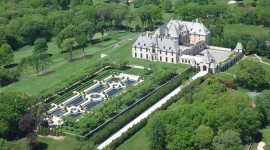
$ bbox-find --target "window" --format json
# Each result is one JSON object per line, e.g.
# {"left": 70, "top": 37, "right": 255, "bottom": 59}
{"left": 171, "top": 52, "right": 173, "bottom": 56}
{"left": 146, "top": 54, "right": 148, "bottom": 59}
{"left": 166, "top": 51, "right": 168, "bottom": 55}
{"left": 135, "top": 46, "right": 136, "bottom": 50}
{"left": 146, "top": 49, "right": 148, "bottom": 52}
{"left": 172, "top": 58, "right": 174, "bottom": 63}
{"left": 160, "top": 56, "right": 162, "bottom": 61}
{"left": 166, "top": 57, "right": 168, "bottom": 62}
{"left": 135, "top": 53, "right": 137, "bottom": 57}
{"left": 160, "top": 51, "right": 161, "bottom": 54}
{"left": 140, "top": 53, "right": 142, "bottom": 58}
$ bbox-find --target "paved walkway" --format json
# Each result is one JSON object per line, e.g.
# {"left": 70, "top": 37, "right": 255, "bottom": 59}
{"left": 97, "top": 71, "right": 208, "bottom": 149}
{"left": 254, "top": 54, "right": 270, "bottom": 66}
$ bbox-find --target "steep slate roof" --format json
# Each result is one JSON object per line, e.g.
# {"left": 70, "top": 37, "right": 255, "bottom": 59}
{"left": 132, "top": 35, "right": 180, "bottom": 53}
{"left": 168, "top": 24, "right": 180, "bottom": 38}
{"left": 178, "top": 20, "right": 210, "bottom": 36}
{"left": 158, "top": 19, "right": 210, "bottom": 37}
{"left": 235, "top": 42, "right": 243, "bottom": 50}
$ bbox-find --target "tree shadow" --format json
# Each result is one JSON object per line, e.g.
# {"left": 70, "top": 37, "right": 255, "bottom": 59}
{"left": 253, "top": 131, "right": 263, "bottom": 143}
{"left": 38, "top": 71, "right": 55, "bottom": 77}
{"left": 68, "top": 54, "right": 93, "bottom": 62}
{"left": 47, "top": 54, "right": 53, "bottom": 57}
{"left": 32, "top": 142, "right": 48, "bottom": 150}
{"left": 4, "top": 63, "right": 18, "bottom": 69}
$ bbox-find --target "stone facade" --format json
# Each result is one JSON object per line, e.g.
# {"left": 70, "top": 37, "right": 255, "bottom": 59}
{"left": 132, "top": 19, "right": 244, "bottom": 73}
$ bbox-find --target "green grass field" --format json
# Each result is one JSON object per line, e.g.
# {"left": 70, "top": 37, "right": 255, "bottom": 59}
{"left": 7, "top": 137, "right": 81, "bottom": 150}
{"left": 117, "top": 126, "right": 151, "bottom": 150}
{"left": 224, "top": 24, "right": 270, "bottom": 38}
{"left": 1, "top": 32, "right": 189, "bottom": 96}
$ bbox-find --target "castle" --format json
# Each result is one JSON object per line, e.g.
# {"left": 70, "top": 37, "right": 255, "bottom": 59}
{"left": 132, "top": 19, "right": 244, "bottom": 73}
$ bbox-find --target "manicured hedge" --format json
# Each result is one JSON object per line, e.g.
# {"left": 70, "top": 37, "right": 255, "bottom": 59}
{"left": 87, "top": 67, "right": 193, "bottom": 144}
{"left": 103, "top": 73, "right": 210, "bottom": 150}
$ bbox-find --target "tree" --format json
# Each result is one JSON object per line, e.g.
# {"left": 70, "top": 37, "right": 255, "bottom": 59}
{"left": 80, "top": 141, "right": 96, "bottom": 150}
{"left": 39, "top": 53, "right": 49, "bottom": 75}
{"left": 235, "top": 60, "right": 269, "bottom": 91}
{"left": 162, "top": 0, "right": 173, "bottom": 12}
{"left": 147, "top": 113, "right": 166, "bottom": 150}
{"left": 195, "top": 125, "right": 214, "bottom": 149}
{"left": 97, "top": 22, "right": 106, "bottom": 41}
{"left": 213, "top": 130, "right": 244, "bottom": 150}
{"left": 61, "top": 38, "right": 75, "bottom": 61}
{"left": 19, "top": 57, "right": 29, "bottom": 76}
{"left": 0, "top": 138, "right": 8, "bottom": 150}
{"left": 125, "top": 12, "right": 135, "bottom": 32}
{"left": 75, "top": 34, "right": 88, "bottom": 58}
{"left": 83, "top": 0, "right": 93, "bottom": 6}
{"left": 28, "top": 54, "right": 41, "bottom": 76}
{"left": 19, "top": 114, "right": 35, "bottom": 134}
{"left": 33, "top": 38, "right": 48, "bottom": 54}
{"left": 246, "top": 40, "right": 258, "bottom": 54}
{"left": 0, "top": 43, "right": 14, "bottom": 66}
{"left": 0, "top": 92, "right": 32, "bottom": 139}
{"left": 254, "top": 90, "right": 270, "bottom": 126}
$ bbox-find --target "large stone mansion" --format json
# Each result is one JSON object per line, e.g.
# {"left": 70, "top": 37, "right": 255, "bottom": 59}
{"left": 132, "top": 19, "right": 244, "bottom": 73}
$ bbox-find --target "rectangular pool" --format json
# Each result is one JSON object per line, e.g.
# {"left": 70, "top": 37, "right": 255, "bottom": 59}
{"left": 51, "top": 108, "right": 64, "bottom": 116}
{"left": 106, "top": 77, "right": 121, "bottom": 83}
{"left": 106, "top": 88, "right": 124, "bottom": 97}
{"left": 66, "top": 96, "right": 84, "bottom": 106}
{"left": 87, "top": 84, "right": 107, "bottom": 93}
{"left": 124, "top": 79, "right": 137, "bottom": 86}
{"left": 68, "top": 113, "right": 83, "bottom": 118}
{"left": 84, "top": 101, "right": 103, "bottom": 110}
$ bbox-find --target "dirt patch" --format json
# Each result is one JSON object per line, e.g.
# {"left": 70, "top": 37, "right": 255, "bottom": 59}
{"left": 39, "top": 135, "right": 65, "bottom": 141}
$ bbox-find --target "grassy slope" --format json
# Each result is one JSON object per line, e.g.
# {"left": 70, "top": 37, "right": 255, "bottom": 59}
{"left": 1, "top": 35, "right": 189, "bottom": 96}
{"left": 8, "top": 137, "right": 81, "bottom": 150}
{"left": 117, "top": 125, "right": 151, "bottom": 150}
{"left": 224, "top": 24, "right": 270, "bottom": 38}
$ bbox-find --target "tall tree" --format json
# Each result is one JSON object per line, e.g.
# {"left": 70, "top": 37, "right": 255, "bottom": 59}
{"left": 33, "top": 38, "right": 48, "bottom": 54}
{"left": 19, "top": 114, "right": 35, "bottom": 134}
{"left": 0, "top": 43, "right": 14, "bottom": 66}
{"left": 147, "top": 113, "right": 166, "bottom": 150}
{"left": 213, "top": 130, "right": 244, "bottom": 150}
{"left": 195, "top": 125, "right": 214, "bottom": 149}
{"left": 61, "top": 38, "right": 75, "bottom": 61}
{"left": 75, "top": 34, "right": 88, "bottom": 58}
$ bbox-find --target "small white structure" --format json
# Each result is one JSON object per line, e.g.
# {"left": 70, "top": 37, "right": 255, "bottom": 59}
{"left": 101, "top": 53, "right": 107, "bottom": 58}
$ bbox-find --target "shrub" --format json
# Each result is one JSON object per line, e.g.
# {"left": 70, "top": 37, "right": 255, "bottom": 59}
{"left": 219, "top": 79, "right": 238, "bottom": 90}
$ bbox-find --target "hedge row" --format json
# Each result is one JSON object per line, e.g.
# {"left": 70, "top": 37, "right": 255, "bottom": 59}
{"left": 87, "top": 67, "right": 193, "bottom": 144}
{"left": 103, "top": 73, "right": 210, "bottom": 150}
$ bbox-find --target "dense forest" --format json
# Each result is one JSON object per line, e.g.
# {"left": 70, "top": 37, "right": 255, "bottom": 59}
{"left": 146, "top": 61, "right": 270, "bottom": 149}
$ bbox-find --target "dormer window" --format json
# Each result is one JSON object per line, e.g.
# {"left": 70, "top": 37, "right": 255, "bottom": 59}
{"left": 163, "top": 46, "right": 165, "bottom": 49}
{"left": 138, "top": 42, "right": 140, "bottom": 45}
{"left": 169, "top": 47, "right": 171, "bottom": 50}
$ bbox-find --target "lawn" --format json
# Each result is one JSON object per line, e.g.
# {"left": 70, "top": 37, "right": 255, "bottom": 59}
{"left": 1, "top": 34, "right": 189, "bottom": 96}
{"left": 117, "top": 126, "right": 151, "bottom": 150}
{"left": 7, "top": 137, "right": 81, "bottom": 150}
{"left": 0, "top": 31, "right": 138, "bottom": 96}
{"left": 224, "top": 24, "right": 270, "bottom": 38}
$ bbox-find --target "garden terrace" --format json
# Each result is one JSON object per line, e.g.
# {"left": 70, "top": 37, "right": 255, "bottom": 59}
{"left": 47, "top": 72, "right": 142, "bottom": 127}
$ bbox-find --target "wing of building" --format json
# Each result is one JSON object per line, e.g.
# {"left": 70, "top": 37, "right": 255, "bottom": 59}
{"left": 132, "top": 19, "right": 244, "bottom": 73}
